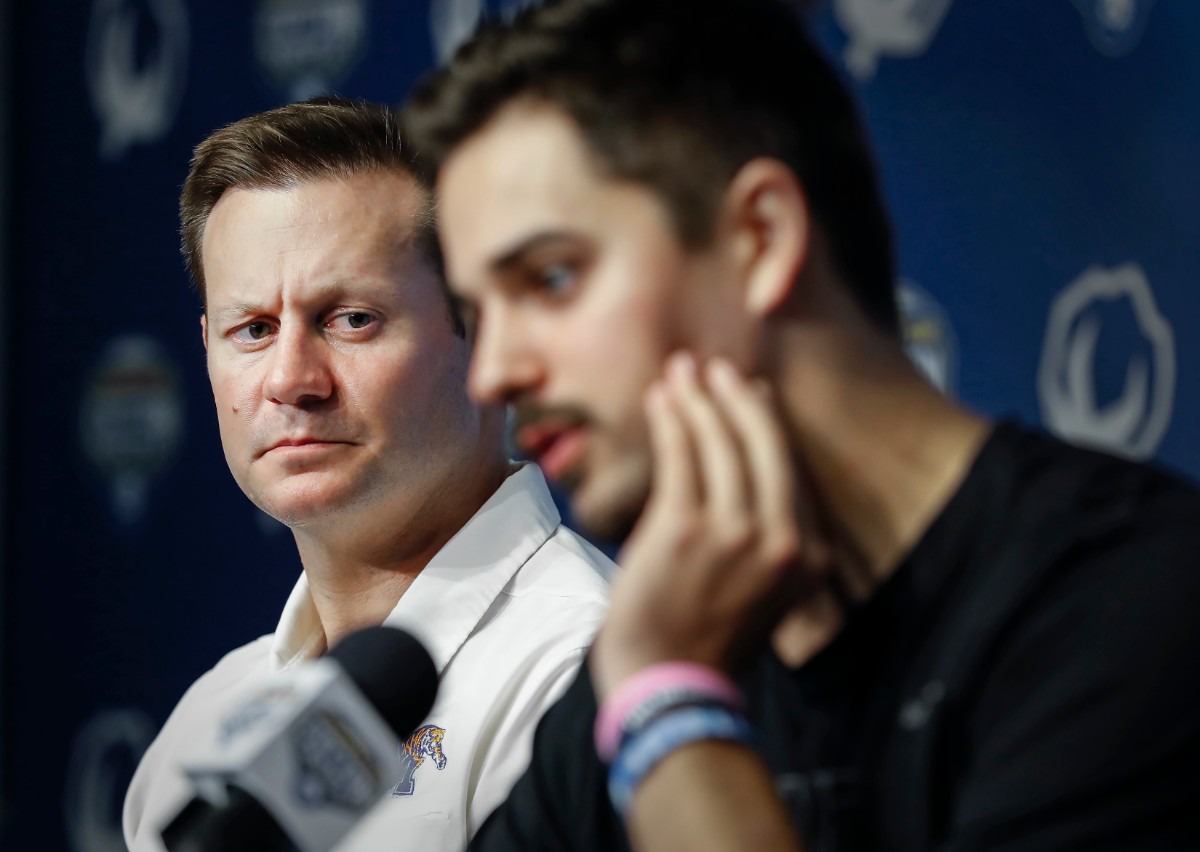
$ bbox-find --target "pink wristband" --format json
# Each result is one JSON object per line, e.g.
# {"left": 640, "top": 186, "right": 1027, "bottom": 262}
{"left": 594, "top": 662, "right": 743, "bottom": 762}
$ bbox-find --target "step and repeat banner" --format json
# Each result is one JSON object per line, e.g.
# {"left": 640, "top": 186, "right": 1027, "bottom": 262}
{"left": 2, "top": 0, "right": 1195, "bottom": 848}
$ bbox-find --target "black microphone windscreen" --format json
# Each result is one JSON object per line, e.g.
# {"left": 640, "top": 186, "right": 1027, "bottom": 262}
{"left": 327, "top": 626, "right": 438, "bottom": 739}
{"left": 162, "top": 787, "right": 298, "bottom": 852}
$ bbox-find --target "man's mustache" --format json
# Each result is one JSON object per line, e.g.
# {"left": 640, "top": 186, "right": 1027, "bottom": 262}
{"left": 508, "top": 401, "right": 593, "bottom": 435}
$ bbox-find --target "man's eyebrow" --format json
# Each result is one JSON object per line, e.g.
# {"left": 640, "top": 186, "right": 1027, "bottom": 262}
{"left": 209, "top": 302, "right": 264, "bottom": 325}
{"left": 208, "top": 279, "right": 394, "bottom": 323}
{"left": 489, "top": 231, "right": 577, "bottom": 275}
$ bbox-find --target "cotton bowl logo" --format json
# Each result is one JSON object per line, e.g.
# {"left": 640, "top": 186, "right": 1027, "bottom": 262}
{"left": 1038, "top": 263, "right": 1174, "bottom": 460}
{"left": 80, "top": 335, "right": 184, "bottom": 524}
{"left": 429, "top": 0, "right": 541, "bottom": 63}
{"left": 63, "top": 708, "right": 156, "bottom": 852}
{"left": 1072, "top": 0, "right": 1156, "bottom": 57}
{"left": 898, "top": 280, "right": 957, "bottom": 396}
{"left": 86, "top": 0, "right": 189, "bottom": 161}
{"left": 430, "top": 0, "right": 482, "bottom": 63}
{"left": 835, "top": 0, "right": 955, "bottom": 80}
{"left": 255, "top": 0, "right": 368, "bottom": 100}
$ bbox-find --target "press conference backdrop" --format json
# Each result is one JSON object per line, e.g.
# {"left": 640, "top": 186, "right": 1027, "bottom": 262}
{"left": 1, "top": 0, "right": 1196, "bottom": 848}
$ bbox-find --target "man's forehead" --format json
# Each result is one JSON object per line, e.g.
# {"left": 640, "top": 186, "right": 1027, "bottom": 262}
{"left": 442, "top": 100, "right": 594, "bottom": 188}
{"left": 210, "top": 173, "right": 424, "bottom": 250}
{"left": 436, "top": 103, "right": 607, "bottom": 282}
{"left": 208, "top": 171, "right": 425, "bottom": 238}
{"left": 203, "top": 173, "right": 430, "bottom": 303}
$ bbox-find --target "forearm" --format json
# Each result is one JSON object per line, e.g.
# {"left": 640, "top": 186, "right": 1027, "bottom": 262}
{"left": 627, "top": 740, "right": 804, "bottom": 852}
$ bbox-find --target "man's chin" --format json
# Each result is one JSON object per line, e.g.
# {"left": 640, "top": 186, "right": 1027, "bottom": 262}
{"left": 253, "top": 502, "right": 318, "bottom": 529}
{"left": 567, "top": 474, "right": 648, "bottom": 546}
{"left": 251, "top": 488, "right": 354, "bottom": 530}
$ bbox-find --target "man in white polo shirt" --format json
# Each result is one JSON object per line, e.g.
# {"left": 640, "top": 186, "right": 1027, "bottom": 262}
{"left": 122, "top": 98, "right": 611, "bottom": 851}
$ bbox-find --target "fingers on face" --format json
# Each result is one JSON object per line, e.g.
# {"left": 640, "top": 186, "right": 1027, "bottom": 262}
{"left": 705, "top": 358, "right": 797, "bottom": 539}
{"left": 664, "top": 353, "right": 749, "bottom": 518}
{"left": 653, "top": 353, "right": 798, "bottom": 562}
{"left": 644, "top": 379, "right": 699, "bottom": 510}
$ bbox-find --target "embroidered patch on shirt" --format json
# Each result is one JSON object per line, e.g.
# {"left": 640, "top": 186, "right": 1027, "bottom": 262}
{"left": 391, "top": 725, "right": 448, "bottom": 796}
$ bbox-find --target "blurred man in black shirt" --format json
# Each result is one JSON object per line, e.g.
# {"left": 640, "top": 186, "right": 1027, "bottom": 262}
{"left": 406, "top": 0, "right": 1200, "bottom": 848}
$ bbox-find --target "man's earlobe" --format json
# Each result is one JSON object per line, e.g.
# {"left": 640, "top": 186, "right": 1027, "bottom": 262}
{"left": 725, "top": 158, "right": 809, "bottom": 317}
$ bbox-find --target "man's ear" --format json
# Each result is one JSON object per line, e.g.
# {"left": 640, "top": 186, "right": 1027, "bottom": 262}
{"left": 722, "top": 158, "right": 809, "bottom": 317}
{"left": 200, "top": 313, "right": 208, "bottom": 352}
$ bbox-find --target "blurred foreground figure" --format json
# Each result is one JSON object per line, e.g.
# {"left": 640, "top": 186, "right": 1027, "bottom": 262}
{"left": 123, "top": 98, "right": 611, "bottom": 851}
{"left": 407, "top": 1, "right": 1200, "bottom": 848}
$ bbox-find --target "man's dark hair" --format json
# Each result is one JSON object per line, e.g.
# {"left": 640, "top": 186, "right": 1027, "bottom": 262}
{"left": 181, "top": 97, "right": 462, "bottom": 335}
{"left": 406, "top": 0, "right": 898, "bottom": 336}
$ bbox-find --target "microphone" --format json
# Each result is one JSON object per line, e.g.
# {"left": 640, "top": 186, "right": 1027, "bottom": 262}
{"left": 161, "top": 626, "right": 439, "bottom": 852}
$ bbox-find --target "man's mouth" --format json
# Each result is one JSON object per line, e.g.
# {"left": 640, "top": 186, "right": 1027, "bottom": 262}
{"left": 259, "top": 437, "right": 348, "bottom": 458}
{"left": 516, "top": 420, "right": 587, "bottom": 484}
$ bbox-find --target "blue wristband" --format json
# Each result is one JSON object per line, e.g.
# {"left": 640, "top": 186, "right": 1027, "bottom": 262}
{"left": 607, "top": 704, "right": 756, "bottom": 818}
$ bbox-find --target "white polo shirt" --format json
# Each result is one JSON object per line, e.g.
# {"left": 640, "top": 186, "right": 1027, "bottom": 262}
{"left": 124, "top": 464, "right": 612, "bottom": 851}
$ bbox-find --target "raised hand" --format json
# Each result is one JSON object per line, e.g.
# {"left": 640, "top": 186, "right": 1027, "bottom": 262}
{"left": 591, "top": 353, "right": 834, "bottom": 698}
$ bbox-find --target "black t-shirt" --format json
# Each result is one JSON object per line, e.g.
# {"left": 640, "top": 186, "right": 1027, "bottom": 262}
{"left": 470, "top": 421, "right": 1200, "bottom": 850}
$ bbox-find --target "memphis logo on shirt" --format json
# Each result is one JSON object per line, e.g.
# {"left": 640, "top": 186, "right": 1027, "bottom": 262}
{"left": 391, "top": 725, "right": 448, "bottom": 796}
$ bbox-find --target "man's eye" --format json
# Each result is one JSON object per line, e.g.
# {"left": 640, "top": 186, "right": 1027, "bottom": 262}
{"left": 234, "top": 321, "right": 274, "bottom": 342}
{"left": 537, "top": 263, "right": 576, "bottom": 295}
{"left": 331, "top": 312, "right": 376, "bottom": 330}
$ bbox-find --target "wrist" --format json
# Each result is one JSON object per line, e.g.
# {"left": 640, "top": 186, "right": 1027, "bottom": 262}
{"left": 589, "top": 628, "right": 670, "bottom": 701}
{"left": 606, "top": 704, "right": 756, "bottom": 818}
{"left": 594, "top": 660, "right": 744, "bottom": 763}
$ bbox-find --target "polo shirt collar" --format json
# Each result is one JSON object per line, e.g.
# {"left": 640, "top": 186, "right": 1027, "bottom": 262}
{"left": 268, "top": 463, "right": 560, "bottom": 674}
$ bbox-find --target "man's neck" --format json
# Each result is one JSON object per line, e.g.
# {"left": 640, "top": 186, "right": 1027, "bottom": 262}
{"left": 292, "top": 458, "right": 513, "bottom": 650}
{"left": 765, "top": 318, "right": 989, "bottom": 664}
{"left": 778, "top": 323, "right": 988, "bottom": 587}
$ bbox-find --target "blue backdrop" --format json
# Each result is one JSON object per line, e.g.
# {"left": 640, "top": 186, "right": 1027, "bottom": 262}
{"left": 1, "top": 1, "right": 1195, "bottom": 848}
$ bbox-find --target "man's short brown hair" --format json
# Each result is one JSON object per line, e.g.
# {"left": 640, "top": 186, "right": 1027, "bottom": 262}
{"left": 181, "top": 97, "right": 460, "bottom": 334}
{"left": 407, "top": 0, "right": 897, "bottom": 337}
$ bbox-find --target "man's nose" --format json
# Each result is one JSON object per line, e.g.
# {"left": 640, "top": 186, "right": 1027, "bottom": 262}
{"left": 468, "top": 310, "right": 544, "bottom": 406}
{"left": 263, "top": 325, "right": 334, "bottom": 406}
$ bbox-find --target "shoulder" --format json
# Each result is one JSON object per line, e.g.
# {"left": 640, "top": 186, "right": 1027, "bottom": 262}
{"left": 987, "top": 421, "right": 1200, "bottom": 540}
{"left": 940, "top": 422, "right": 1200, "bottom": 635}
{"left": 1004, "top": 427, "right": 1200, "bottom": 626}
{"left": 171, "top": 635, "right": 276, "bottom": 709}
{"left": 124, "top": 635, "right": 275, "bottom": 848}
{"left": 471, "top": 524, "right": 611, "bottom": 667}
{"left": 926, "top": 427, "right": 1200, "bottom": 845}
{"left": 143, "top": 634, "right": 275, "bottom": 756}
{"left": 955, "top": 424, "right": 1200, "bottom": 695}
{"left": 503, "top": 522, "right": 614, "bottom": 607}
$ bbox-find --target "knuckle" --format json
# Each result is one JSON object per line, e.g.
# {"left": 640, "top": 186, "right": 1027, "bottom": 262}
{"left": 761, "top": 530, "right": 801, "bottom": 569}
{"left": 668, "top": 515, "right": 705, "bottom": 549}
{"left": 717, "top": 518, "right": 757, "bottom": 554}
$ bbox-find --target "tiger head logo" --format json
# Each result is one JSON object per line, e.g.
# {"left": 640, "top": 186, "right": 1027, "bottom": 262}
{"left": 391, "top": 724, "right": 448, "bottom": 797}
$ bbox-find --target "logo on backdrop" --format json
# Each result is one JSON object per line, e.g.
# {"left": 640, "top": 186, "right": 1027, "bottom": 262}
{"left": 392, "top": 725, "right": 448, "bottom": 796}
{"left": 898, "top": 280, "right": 957, "bottom": 396}
{"left": 86, "top": 0, "right": 190, "bottom": 161}
{"left": 80, "top": 335, "right": 184, "bottom": 525}
{"left": 430, "top": 0, "right": 483, "bottom": 63}
{"left": 63, "top": 708, "right": 156, "bottom": 852}
{"left": 255, "top": 0, "right": 368, "bottom": 101}
{"left": 429, "top": 0, "right": 542, "bottom": 63}
{"left": 834, "top": 0, "right": 955, "bottom": 80}
{"left": 1038, "top": 263, "right": 1175, "bottom": 460}
{"left": 1071, "top": 0, "right": 1156, "bottom": 57}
